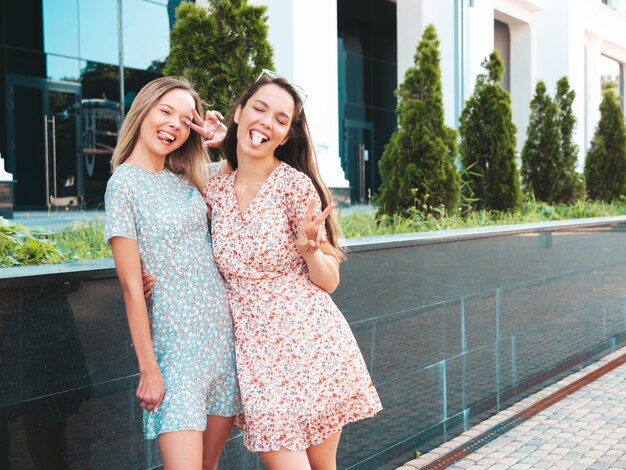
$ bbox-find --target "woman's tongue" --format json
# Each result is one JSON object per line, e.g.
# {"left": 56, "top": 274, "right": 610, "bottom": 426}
{"left": 157, "top": 131, "right": 171, "bottom": 144}
{"left": 250, "top": 131, "right": 265, "bottom": 147}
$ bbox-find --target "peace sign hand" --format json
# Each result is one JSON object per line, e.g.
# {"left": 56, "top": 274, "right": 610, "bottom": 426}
{"left": 186, "top": 109, "right": 227, "bottom": 147}
{"left": 296, "top": 200, "right": 335, "bottom": 255}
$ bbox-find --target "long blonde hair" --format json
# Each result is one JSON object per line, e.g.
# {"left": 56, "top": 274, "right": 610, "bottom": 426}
{"left": 111, "top": 77, "right": 207, "bottom": 191}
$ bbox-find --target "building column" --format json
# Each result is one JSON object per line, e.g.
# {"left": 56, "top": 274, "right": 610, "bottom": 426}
{"left": 291, "top": 0, "right": 346, "bottom": 188}
{"left": 585, "top": 33, "right": 602, "bottom": 154}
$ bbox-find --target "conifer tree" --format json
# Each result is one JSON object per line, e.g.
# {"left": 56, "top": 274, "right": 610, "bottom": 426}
{"left": 521, "top": 81, "right": 561, "bottom": 202}
{"left": 585, "top": 91, "right": 626, "bottom": 201}
{"left": 164, "top": 0, "right": 273, "bottom": 115}
{"left": 376, "top": 24, "right": 460, "bottom": 216}
{"left": 459, "top": 51, "right": 521, "bottom": 211}
{"left": 554, "top": 77, "right": 583, "bottom": 202}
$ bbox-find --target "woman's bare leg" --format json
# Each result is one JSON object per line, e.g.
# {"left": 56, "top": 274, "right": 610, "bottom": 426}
{"left": 306, "top": 432, "right": 341, "bottom": 470}
{"left": 201, "top": 415, "right": 235, "bottom": 470}
{"left": 259, "top": 447, "right": 312, "bottom": 470}
{"left": 158, "top": 430, "right": 203, "bottom": 470}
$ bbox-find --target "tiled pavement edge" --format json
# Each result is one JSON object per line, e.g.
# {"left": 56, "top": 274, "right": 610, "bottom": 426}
{"left": 397, "top": 346, "right": 626, "bottom": 469}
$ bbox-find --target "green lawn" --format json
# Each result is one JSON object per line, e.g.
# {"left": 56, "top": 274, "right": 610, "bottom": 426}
{"left": 2, "top": 198, "right": 626, "bottom": 267}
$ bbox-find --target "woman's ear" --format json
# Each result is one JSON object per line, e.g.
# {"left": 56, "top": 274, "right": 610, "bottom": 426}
{"left": 233, "top": 105, "right": 241, "bottom": 124}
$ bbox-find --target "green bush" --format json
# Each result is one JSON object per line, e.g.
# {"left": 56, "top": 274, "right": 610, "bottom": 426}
{"left": 555, "top": 77, "right": 584, "bottom": 202}
{"left": 459, "top": 51, "right": 522, "bottom": 211}
{"left": 164, "top": 0, "right": 273, "bottom": 118}
{"left": 585, "top": 91, "right": 626, "bottom": 201}
{"left": 521, "top": 81, "right": 561, "bottom": 202}
{"left": 376, "top": 24, "right": 460, "bottom": 216}
{"left": 0, "top": 217, "right": 110, "bottom": 268}
{"left": 0, "top": 218, "right": 62, "bottom": 267}
{"left": 340, "top": 198, "right": 626, "bottom": 238}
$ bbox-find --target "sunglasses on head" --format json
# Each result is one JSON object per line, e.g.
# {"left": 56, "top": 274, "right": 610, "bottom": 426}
{"left": 255, "top": 69, "right": 308, "bottom": 113}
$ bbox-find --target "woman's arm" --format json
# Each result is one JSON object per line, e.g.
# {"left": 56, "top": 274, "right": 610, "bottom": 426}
{"left": 296, "top": 201, "right": 340, "bottom": 293}
{"left": 110, "top": 237, "right": 164, "bottom": 412}
{"left": 301, "top": 242, "right": 340, "bottom": 293}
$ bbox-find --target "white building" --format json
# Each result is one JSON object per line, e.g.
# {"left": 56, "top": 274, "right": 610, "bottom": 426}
{"left": 204, "top": 0, "right": 626, "bottom": 203}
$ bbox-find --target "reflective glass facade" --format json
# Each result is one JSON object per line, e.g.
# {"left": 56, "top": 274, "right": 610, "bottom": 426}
{"left": 2, "top": 221, "right": 626, "bottom": 468}
{"left": 0, "top": 0, "right": 185, "bottom": 208}
{"left": 337, "top": 0, "right": 397, "bottom": 203}
{"left": 600, "top": 54, "right": 625, "bottom": 111}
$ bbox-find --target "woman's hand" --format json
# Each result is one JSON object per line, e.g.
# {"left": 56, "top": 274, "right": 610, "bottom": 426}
{"left": 296, "top": 200, "right": 335, "bottom": 255}
{"left": 142, "top": 272, "right": 155, "bottom": 299}
{"left": 185, "top": 109, "right": 227, "bottom": 147}
{"left": 136, "top": 363, "right": 165, "bottom": 412}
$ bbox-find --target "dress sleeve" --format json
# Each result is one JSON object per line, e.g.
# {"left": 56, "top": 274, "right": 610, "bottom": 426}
{"left": 284, "top": 172, "right": 325, "bottom": 238}
{"left": 205, "top": 161, "right": 223, "bottom": 181}
{"left": 202, "top": 175, "right": 219, "bottom": 210}
{"left": 104, "top": 176, "right": 137, "bottom": 243}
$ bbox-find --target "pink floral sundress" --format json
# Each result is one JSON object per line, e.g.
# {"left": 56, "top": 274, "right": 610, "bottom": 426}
{"left": 203, "top": 161, "right": 382, "bottom": 452}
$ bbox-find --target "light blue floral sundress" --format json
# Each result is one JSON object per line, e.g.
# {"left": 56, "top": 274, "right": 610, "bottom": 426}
{"left": 104, "top": 163, "right": 241, "bottom": 439}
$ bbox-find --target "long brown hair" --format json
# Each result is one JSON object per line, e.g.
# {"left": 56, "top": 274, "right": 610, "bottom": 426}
{"left": 111, "top": 77, "right": 207, "bottom": 191}
{"left": 221, "top": 76, "right": 345, "bottom": 260}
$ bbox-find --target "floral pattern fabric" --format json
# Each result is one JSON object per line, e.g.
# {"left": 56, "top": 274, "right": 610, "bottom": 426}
{"left": 105, "top": 163, "right": 241, "bottom": 439}
{"left": 203, "top": 162, "right": 382, "bottom": 452}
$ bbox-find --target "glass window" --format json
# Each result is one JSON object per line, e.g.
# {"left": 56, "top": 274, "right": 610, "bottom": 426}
{"left": 494, "top": 20, "right": 511, "bottom": 92}
{"left": 600, "top": 55, "right": 622, "bottom": 98}
{"left": 46, "top": 55, "right": 82, "bottom": 82}
{"left": 123, "top": 66, "right": 162, "bottom": 112}
{"left": 122, "top": 0, "right": 170, "bottom": 70}
{"left": 78, "top": 0, "right": 119, "bottom": 66}
{"left": 43, "top": 0, "right": 80, "bottom": 57}
{"left": 80, "top": 61, "right": 120, "bottom": 102}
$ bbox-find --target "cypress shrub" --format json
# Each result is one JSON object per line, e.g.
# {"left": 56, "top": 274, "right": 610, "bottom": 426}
{"left": 164, "top": 1, "right": 274, "bottom": 115}
{"left": 585, "top": 91, "right": 626, "bottom": 201}
{"left": 376, "top": 24, "right": 460, "bottom": 216}
{"left": 554, "top": 77, "right": 584, "bottom": 202}
{"left": 521, "top": 81, "right": 561, "bottom": 202}
{"left": 459, "top": 51, "right": 521, "bottom": 211}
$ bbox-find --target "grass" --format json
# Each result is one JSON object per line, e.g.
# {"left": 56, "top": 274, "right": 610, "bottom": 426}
{"left": 2, "top": 198, "right": 626, "bottom": 267}
{"left": 0, "top": 217, "right": 110, "bottom": 268}
{"left": 339, "top": 199, "right": 626, "bottom": 238}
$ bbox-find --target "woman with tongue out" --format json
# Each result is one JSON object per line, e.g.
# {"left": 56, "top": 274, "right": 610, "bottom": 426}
{"left": 202, "top": 74, "right": 382, "bottom": 468}
{"left": 105, "top": 77, "right": 242, "bottom": 469}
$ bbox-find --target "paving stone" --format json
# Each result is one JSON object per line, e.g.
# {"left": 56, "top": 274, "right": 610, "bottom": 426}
{"left": 394, "top": 352, "right": 626, "bottom": 470}
{"left": 553, "top": 447, "right": 570, "bottom": 455}
{"left": 518, "top": 455, "right": 542, "bottom": 465}
{"left": 608, "top": 462, "right": 626, "bottom": 469}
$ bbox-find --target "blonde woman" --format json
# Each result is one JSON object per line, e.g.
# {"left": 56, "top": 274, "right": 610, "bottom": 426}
{"left": 105, "top": 77, "right": 240, "bottom": 470}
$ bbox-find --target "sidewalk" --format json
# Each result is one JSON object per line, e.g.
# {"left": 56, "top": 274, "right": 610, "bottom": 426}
{"left": 9, "top": 203, "right": 374, "bottom": 232}
{"left": 398, "top": 347, "right": 626, "bottom": 469}
{"left": 10, "top": 210, "right": 102, "bottom": 231}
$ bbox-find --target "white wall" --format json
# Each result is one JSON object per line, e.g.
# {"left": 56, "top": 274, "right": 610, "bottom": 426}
{"left": 397, "top": 0, "right": 463, "bottom": 129}
{"left": 197, "top": 0, "right": 347, "bottom": 187}
{"left": 200, "top": 0, "right": 626, "bottom": 183}
{"left": 249, "top": 0, "right": 348, "bottom": 188}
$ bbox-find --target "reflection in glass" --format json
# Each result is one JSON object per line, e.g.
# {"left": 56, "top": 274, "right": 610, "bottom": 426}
{"left": 82, "top": 99, "right": 121, "bottom": 206}
{"left": 0, "top": 284, "right": 91, "bottom": 469}
{"left": 81, "top": 61, "right": 120, "bottom": 102}
{"left": 47, "top": 90, "right": 80, "bottom": 204}
{"left": 122, "top": 0, "right": 170, "bottom": 70}
{"left": 123, "top": 66, "right": 161, "bottom": 112}
{"left": 600, "top": 54, "right": 621, "bottom": 97}
{"left": 43, "top": 0, "right": 79, "bottom": 57}
{"left": 78, "top": 0, "right": 119, "bottom": 65}
{"left": 46, "top": 55, "right": 82, "bottom": 82}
